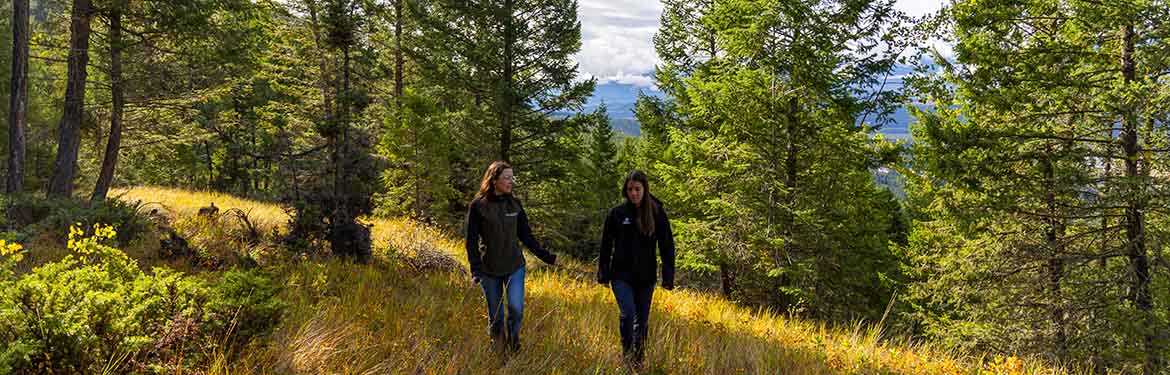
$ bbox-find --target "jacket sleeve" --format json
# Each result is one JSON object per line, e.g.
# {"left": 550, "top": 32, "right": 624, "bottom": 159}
{"left": 598, "top": 208, "right": 615, "bottom": 281}
{"left": 517, "top": 201, "right": 557, "bottom": 265}
{"left": 465, "top": 200, "right": 484, "bottom": 276}
{"left": 657, "top": 204, "right": 676, "bottom": 287}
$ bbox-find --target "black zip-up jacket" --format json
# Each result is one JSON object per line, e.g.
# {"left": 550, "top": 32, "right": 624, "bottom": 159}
{"left": 597, "top": 196, "right": 676, "bottom": 287}
{"left": 466, "top": 195, "right": 556, "bottom": 277}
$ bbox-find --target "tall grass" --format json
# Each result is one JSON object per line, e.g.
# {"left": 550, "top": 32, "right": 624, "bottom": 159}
{"left": 112, "top": 186, "right": 289, "bottom": 232}
{"left": 112, "top": 186, "right": 1067, "bottom": 374}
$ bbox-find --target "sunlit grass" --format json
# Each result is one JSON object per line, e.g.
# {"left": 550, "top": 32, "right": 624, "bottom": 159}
{"left": 109, "top": 186, "right": 1070, "bottom": 374}
{"left": 112, "top": 186, "right": 289, "bottom": 232}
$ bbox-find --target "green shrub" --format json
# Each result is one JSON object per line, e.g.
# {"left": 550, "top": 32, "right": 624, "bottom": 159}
{"left": 2, "top": 196, "right": 151, "bottom": 246}
{"left": 0, "top": 224, "right": 285, "bottom": 374}
{"left": 204, "top": 268, "right": 287, "bottom": 353}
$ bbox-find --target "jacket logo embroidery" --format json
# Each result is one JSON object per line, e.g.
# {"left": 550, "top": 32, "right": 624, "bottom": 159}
{"left": 505, "top": 212, "right": 518, "bottom": 217}
{"left": 622, "top": 218, "right": 632, "bottom": 225}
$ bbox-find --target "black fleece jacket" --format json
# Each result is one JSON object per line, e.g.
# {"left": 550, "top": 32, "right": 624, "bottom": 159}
{"left": 465, "top": 195, "right": 556, "bottom": 277}
{"left": 597, "top": 196, "right": 676, "bottom": 287}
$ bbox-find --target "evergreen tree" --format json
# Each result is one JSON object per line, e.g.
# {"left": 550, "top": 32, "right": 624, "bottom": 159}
{"left": 409, "top": 0, "right": 595, "bottom": 171}
{"left": 47, "top": 0, "right": 95, "bottom": 198}
{"left": 904, "top": 0, "right": 1170, "bottom": 370}
{"left": 586, "top": 103, "right": 618, "bottom": 209}
{"left": 643, "top": 0, "right": 913, "bottom": 319}
{"left": 6, "top": 0, "right": 29, "bottom": 194}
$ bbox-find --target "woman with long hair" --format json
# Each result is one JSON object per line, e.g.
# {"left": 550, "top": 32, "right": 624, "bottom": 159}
{"left": 597, "top": 170, "right": 676, "bottom": 370}
{"left": 465, "top": 161, "right": 557, "bottom": 354}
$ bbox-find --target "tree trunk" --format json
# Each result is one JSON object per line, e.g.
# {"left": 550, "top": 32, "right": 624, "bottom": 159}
{"left": 306, "top": 0, "right": 333, "bottom": 126}
{"left": 6, "top": 0, "right": 30, "bottom": 194}
{"left": 204, "top": 140, "right": 215, "bottom": 189}
{"left": 47, "top": 0, "right": 94, "bottom": 199}
{"left": 395, "top": 0, "right": 420, "bottom": 217}
{"left": 1120, "top": 22, "right": 1155, "bottom": 375}
{"left": 394, "top": 0, "right": 404, "bottom": 103}
{"left": 92, "top": 6, "right": 125, "bottom": 203}
{"left": 780, "top": 96, "right": 798, "bottom": 265}
{"left": 499, "top": 0, "right": 514, "bottom": 163}
{"left": 719, "top": 261, "right": 735, "bottom": 298}
{"left": 1041, "top": 154, "right": 1067, "bottom": 361}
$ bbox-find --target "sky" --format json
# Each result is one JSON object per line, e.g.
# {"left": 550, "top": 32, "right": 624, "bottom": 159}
{"left": 573, "top": 0, "right": 949, "bottom": 89}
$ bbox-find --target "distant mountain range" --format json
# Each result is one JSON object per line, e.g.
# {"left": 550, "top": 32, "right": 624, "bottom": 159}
{"left": 577, "top": 81, "right": 659, "bottom": 136}
{"left": 579, "top": 65, "right": 921, "bottom": 141}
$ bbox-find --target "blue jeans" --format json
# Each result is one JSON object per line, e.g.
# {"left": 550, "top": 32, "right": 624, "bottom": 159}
{"left": 479, "top": 267, "right": 526, "bottom": 343}
{"left": 611, "top": 279, "right": 654, "bottom": 363}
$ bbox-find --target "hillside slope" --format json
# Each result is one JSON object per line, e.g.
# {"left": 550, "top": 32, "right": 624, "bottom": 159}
{"left": 111, "top": 186, "right": 1059, "bottom": 375}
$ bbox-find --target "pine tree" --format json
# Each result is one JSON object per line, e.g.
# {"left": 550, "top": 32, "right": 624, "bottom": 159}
{"left": 644, "top": 0, "right": 913, "bottom": 318}
{"left": 6, "top": 0, "right": 29, "bottom": 194}
{"left": 586, "top": 104, "right": 618, "bottom": 209}
{"left": 47, "top": 0, "right": 96, "bottom": 198}
{"left": 409, "top": 0, "right": 595, "bottom": 171}
{"left": 904, "top": 0, "right": 1170, "bottom": 370}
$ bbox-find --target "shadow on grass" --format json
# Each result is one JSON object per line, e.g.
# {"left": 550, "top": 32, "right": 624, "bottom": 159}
{"left": 228, "top": 258, "right": 922, "bottom": 374}
{"left": 522, "top": 266, "right": 901, "bottom": 375}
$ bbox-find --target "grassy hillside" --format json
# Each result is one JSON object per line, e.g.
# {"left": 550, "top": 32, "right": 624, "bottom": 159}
{"left": 102, "top": 186, "right": 1059, "bottom": 374}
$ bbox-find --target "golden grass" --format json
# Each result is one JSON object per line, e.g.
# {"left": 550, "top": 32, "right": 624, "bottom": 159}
{"left": 112, "top": 186, "right": 289, "bottom": 232}
{"left": 109, "top": 186, "right": 1069, "bottom": 375}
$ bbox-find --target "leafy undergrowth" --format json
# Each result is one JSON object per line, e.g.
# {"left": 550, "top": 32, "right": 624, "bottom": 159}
{"left": 88, "top": 186, "right": 1068, "bottom": 374}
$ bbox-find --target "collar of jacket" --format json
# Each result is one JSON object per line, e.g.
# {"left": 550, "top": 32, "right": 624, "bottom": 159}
{"left": 624, "top": 194, "right": 661, "bottom": 209}
{"left": 486, "top": 193, "right": 513, "bottom": 202}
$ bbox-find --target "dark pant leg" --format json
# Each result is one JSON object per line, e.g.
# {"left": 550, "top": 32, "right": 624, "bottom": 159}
{"left": 610, "top": 279, "right": 637, "bottom": 356}
{"left": 631, "top": 282, "right": 655, "bottom": 363}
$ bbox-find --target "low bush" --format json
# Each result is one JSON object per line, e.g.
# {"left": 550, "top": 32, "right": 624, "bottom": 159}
{"left": 2, "top": 195, "right": 152, "bottom": 246}
{"left": 0, "top": 224, "right": 285, "bottom": 374}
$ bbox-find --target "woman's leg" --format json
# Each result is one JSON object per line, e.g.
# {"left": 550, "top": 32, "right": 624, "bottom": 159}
{"left": 503, "top": 267, "right": 526, "bottom": 350}
{"left": 479, "top": 274, "right": 506, "bottom": 349}
{"left": 632, "top": 282, "right": 655, "bottom": 364}
{"left": 611, "top": 280, "right": 637, "bottom": 358}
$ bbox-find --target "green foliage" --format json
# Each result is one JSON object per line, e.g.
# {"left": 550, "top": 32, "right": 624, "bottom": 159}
{"left": 0, "top": 224, "right": 284, "bottom": 374}
{"left": 204, "top": 268, "right": 286, "bottom": 353}
{"left": 375, "top": 86, "right": 467, "bottom": 220}
{"left": 900, "top": 0, "right": 1170, "bottom": 370}
{"left": 1, "top": 195, "right": 151, "bottom": 246}
{"left": 407, "top": 0, "right": 598, "bottom": 216}
{"left": 634, "top": 0, "right": 913, "bottom": 321}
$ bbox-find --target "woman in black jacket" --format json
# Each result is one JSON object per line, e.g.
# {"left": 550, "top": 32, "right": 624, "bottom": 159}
{"left": 466, "top": 161, "right": 558, "bottom": 354}
{"left": 597, "top": 170, "right": 676, "bottom": 370}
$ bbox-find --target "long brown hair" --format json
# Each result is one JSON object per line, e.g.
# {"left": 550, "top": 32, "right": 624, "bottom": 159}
{"left": 475, "top": 161, "right": 513, "bottom": 199}
{"left": 623, "top": 170, "right": 658, "bottom": 236}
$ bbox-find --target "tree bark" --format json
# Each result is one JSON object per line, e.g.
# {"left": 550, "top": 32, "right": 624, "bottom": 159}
{"left": 204, "top": 140, "right": 215, "bottom": 189}
{"left": 781, "top": 96, "right": 798, "bottom": 266}
{"left": 394, "top": 0, "right": 404, "bottom": 103}
{"left": 395, "top": 0, "right": 420, "bottom": 217}
{"left": 6, "top": 0, "right": 30, "bottom": 194}
{"left": 1120, "top": 22, "right": 1155, "bottom": 375}
{"left": 499, "top": 0, "right": 514, "bottom": 163}
{"left": 48, "top": 0, "right": 94, "bottom": 199}
{"left": 1041, "top": 154, "right": 1068, "bottom": 361}
{"left": 306, "top": 0, "right": 334, "bottom": 124}
{"left": 92, "top": 6, "right": 126, "bottom": 203}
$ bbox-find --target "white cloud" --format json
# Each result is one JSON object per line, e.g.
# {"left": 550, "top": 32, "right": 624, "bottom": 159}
{"left": 896, "top": 0, "right": 946, "bottom": 17}
{"left": 574, "top": 0, "right": 953, "bottom": 82}
{"left": 602, "top": 72, "right": 657, "bottom": 88}
{"left": 573, "top": 0, "right": 662, "bottom": 84}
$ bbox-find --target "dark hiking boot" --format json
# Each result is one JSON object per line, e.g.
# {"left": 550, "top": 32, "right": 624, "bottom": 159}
{"left": 490, "top": 327, "right": 507, "bottom": 354}
{"left": 506, "top": 334, "right": 521, "bottom": 353}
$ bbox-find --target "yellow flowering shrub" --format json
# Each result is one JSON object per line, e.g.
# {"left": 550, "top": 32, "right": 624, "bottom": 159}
{"left": 0, "top": 239, "right": 24, "bottom": 276}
